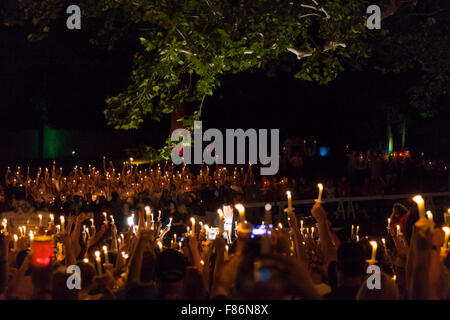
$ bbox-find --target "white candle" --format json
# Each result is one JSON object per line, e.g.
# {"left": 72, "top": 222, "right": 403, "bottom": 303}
{"left": 396, "top": 225, "right": 402, "bottom": 236}
{"left": 38, "top": 214, "right": 42, "bottom": 226}
{"left": 13, "top": 234, "right": 18, "bottom": 250}
{"left": 102, "top": 245, "right": 109, "bottom": 264}
{"left": 387, "top": 218, "right": 391, "bottom": 229}
{"left": 442, "top": 227, "right": 450, "bottom": 249}
{"left": 413, "top": 195, "right": 425, "bottom": 219}
{"left": 60, "top": 216, "right": 65, "bottom": 232}
{"left": 426, "top": 210, "right": 433, "bottom": 221}
{"left": 95, "top": 251, "right": 102, "bottom": 275}
{"left": 145, "top": 206, "right": 151, "bottom": 228}
{"left": 217, "top": 209, "right": 224, "bottom": 235}
{"left": 317, "top": 183, "right": 323, "bottom": 202}
{"left": 286, "top": 191, "right": 292, "bottom": 211}
{"left": 235, "top": 204, "right": 245, "bottom": 222}
{"left": 190, "top": 217, "right": 195, "bottom": 235}
{"left": 369, "top": 241, "right": 378, "bottom": 263}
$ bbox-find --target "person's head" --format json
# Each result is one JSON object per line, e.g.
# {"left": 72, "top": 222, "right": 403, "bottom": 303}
{"left": 234, "top": 252, "right": 291, "bottom": 299}
{"left": 356, "top": 272, "right": 399, "bottom": 300}
{"left": 156, "top": 249, "right": 187, "bottom": 299}
{"left": 51, "top": 265, "right": 79, "bottom": 300}
{"left": 182, "top": 267, "right": 207, "bottom": 300}
{"left": 337, "top": 242, "right": 366, "bottom": 281}
{"left": 169, "top": 201, "right": 176, "bottom": 213}
{"left": 141, "top": 251, "right": 156, "bottom": 284}
{"left": 78, "top": 260, "right": 96, "bottom": 291}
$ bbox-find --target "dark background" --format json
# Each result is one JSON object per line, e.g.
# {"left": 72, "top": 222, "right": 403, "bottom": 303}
{"left": 0, "top": 17, "right": 448, "bottom": 165}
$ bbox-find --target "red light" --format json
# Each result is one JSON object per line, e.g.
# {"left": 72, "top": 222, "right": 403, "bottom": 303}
{"left": 399, "top": 153, "right": 403, "bottom": 157}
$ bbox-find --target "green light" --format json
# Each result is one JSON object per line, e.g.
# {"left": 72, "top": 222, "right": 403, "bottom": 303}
{"left": 72, "top": 150, "right": 76, "bottom": 155}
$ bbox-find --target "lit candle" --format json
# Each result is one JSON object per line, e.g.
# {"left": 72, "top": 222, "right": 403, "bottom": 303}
{"left": 168, "top": 217, "right": 173, "bottom": 227}
{"left": 102, "top": 245, "right": 109, "bottom": 264}
{"left": 356, "top": 225, "right": 359, "bottom": 237}
{"left": 110, "top": 216, "right": 115, "bottom": 225}
{"left": 425, "top": 210, "right": 435, "bottom": 229}
{"left": 145, "top": 206, "right": 151, "bottom": 228}
{"left": 235, "top": 204, "right": 245, "bottom": 222}
{"left": 29, "top": 231, "right": 34, "bottom": 241}
{"left": 179, "top": 242, "right": 182, "bottom": 250}
{"left": 442, "top": 227, "right": 450, "bottom": 249}
{"left": 387, "top": 218, "right": 391, "bottom": 229}
{"left": 286, "top": 191, "right": 292, "bottom": 212}
{"left": 83, "top": 258, "right": 89, "bottom": 263}
{"left": 351, "top": 225, "right": 354, "bottom": 237}
{"left": 158, "top": 210, "right": 162, "bottom": 221}
{"left": 311, "top": 227, "right": 315, "bottom": 238}
{"left": 1, "top": 220, "right": 7, "bottom": 235}
{"left": 174, "top": 234, "right": 177, "bottom": 243}
{"left": 396, "top": 225, "right": 402, "bottom": 236}
{"left": 49, "top": 214, "right": 54, "bottom": 225}
{"left": 369, "top": 241, "right": 378, "bottom": 264}
{"left": 38, "top": 214, "right": 42, "bottom": 226}
{"left": 317, "top": 183, "right": 323, "bottom": 202}
{"left": 190, "top": 217, "right": 195, "bottom": 235}
{"left": 225, "top": 245, "right": 229, "bottom": 260}
{"left": 413, "top": 195, "right": 425, "bottom": 220}
{"left": 90, "top": 218, "right": 94, "bottom": 228}
{"left": 60, "top": 216, "right": 65, "bottom": 232}
{"left": 13, "top": 234, "right": 18, "bottom": 250}
{"left": 217, "top": 209, "right": 224, "bottom": 235}
{"left": 300, "top": 220, "right": 304, "bottom": 234}
{"left": 95, "top": 251, "right": 102, "bottom": 275}
{"left": 381, "top": 238, "right": 386, "bottom": 248}
{"left": 103, "top": 212, "right": 108, "bottom": 224}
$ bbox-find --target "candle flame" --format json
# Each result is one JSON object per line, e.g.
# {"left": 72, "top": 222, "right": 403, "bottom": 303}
{"left": 412, "top": 195, "right": 424, "bottom": 205}
{"left": 234, "top": 204, "right": 245, "bottom": 214}
{"left": 426, "top": 210, "right": 433, "bottom": 220}
{"left": 318, "top": 183, "right": 323, "bottom": 191}
{"left": 370, "top": 241, "right": 377, "bottom": 250}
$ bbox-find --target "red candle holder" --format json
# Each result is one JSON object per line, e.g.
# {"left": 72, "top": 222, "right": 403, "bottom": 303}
{"left": 31, "top": 235, "right": 54, "bottom": 267}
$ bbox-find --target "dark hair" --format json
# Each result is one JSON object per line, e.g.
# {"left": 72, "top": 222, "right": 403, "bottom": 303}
{"left": 156, "top": 249, "right": 187, "bottom": 283}
{"left": 337, "top": 242, "right": 366, "bottom": 277}
{"left": 78, "top": 261, "right": 96, "bottom": 290}
{"left": 182, "top": 267, "right": 207, "bottom": 299}
{"left": 141, "top": 251, "right": 156, "bottom": 283}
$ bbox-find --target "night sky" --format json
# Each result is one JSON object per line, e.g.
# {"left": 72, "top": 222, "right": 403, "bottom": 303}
{"left": 1, "top": 15, "right": 448, "bottom": 163}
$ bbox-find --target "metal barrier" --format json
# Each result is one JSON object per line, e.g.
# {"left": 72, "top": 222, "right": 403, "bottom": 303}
{"left": 244, "top": 192, "right": 450, "bottom": 221}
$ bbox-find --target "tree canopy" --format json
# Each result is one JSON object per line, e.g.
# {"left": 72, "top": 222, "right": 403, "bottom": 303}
{"left": 2, "top": 0, "right": 448, "bottom": 135}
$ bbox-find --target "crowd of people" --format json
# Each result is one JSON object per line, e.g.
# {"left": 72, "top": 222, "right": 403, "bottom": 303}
{"left": 281, "top": 138, "right": 450, "bottom": 198}
{"left": 0, "top": 158, "right": 449, "bottom": 300}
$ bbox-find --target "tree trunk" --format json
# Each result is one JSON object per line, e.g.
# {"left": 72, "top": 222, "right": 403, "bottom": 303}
{"left": 170, "top": 101, "right": 187, "bottom": 133}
